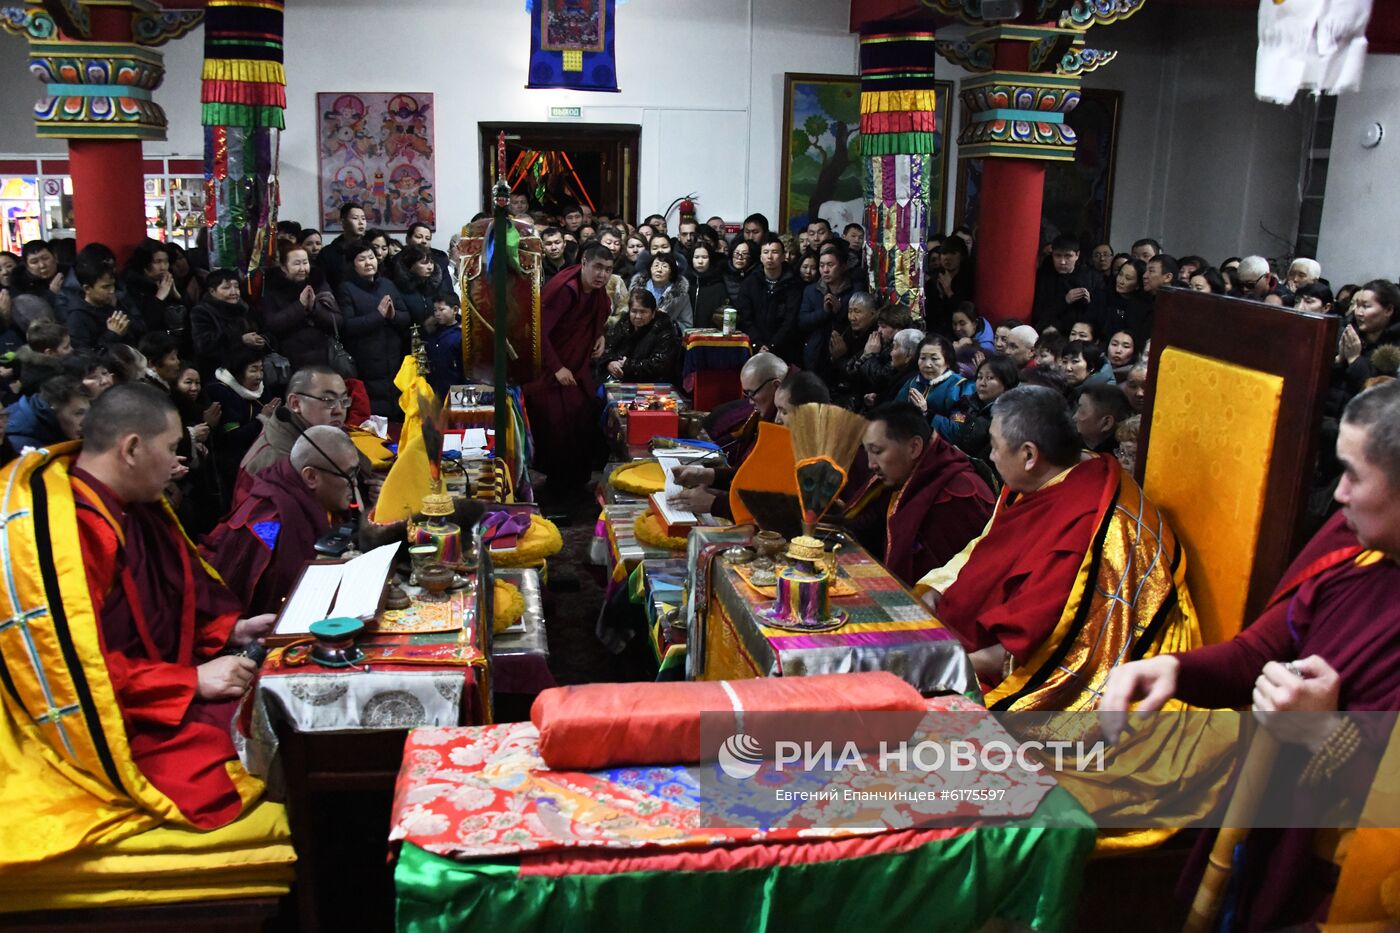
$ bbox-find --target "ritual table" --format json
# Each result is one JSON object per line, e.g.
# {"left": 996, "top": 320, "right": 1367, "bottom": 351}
{"left": 681, "top": 329, "right": 751, "bottom": 411}
{"left": 243, "top": 582, "right": 490, "bottom": 932}
{"left": 642, "top": 557, "right": 689, "bottom": 679}
{"left": 603, "top": 382, "right": 689, "bottom": 459}
{"left": 693, "top": 531, "right": 976, "bottom": 696}
{"left": 389, "top": 695, "right": 1096, "bottom": 933}
{"left": 491, "top": 568, "right": 554, "bottom": 696}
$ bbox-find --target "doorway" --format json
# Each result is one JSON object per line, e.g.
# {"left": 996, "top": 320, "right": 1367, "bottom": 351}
{"left": 479, "top": 122, "right": 640, "bottom": 221}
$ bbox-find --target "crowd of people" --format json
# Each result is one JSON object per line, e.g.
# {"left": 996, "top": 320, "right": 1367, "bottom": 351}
{"left": 1, "top": 195, "right": 1396, "bottom": 538}
{"left": 3, "top": 187, "right": 1400, "bottom": 930}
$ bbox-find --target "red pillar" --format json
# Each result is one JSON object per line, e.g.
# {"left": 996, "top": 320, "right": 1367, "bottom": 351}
{"left": 976, "top": 159, "right": 1045, "bottom": 322}
{"left": 69, "top": 140, "right": 147, "bottom": 262}
{"left": 973, "top": 38, "right": 1042, "bottom": 324}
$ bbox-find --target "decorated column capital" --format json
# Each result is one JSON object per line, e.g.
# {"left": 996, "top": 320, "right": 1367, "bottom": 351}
{"left": 27, "top": 40, "right": 166, "bottom": 139}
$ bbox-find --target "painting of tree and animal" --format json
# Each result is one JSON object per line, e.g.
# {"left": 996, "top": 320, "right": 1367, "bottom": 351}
{"left": 779, "top": 74, "right": 864, "bottom": 237}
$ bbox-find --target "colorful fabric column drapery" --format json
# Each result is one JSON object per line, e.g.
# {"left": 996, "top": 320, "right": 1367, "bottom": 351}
{"left": 525, "top": 0, "right": 620, "bottom": 92}
{"left": 860, "top": 26, "right": 936, "bottom": 321}
{"left": 201, "top": 0, "right": 286, "bottom": 273}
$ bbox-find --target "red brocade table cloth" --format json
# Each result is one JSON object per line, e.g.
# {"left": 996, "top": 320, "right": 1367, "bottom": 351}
{"left": 390, "top": 694, "right": 1096, "bottom": 932}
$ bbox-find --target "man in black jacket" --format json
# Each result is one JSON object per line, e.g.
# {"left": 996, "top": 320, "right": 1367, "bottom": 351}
{"left": 734, "top": 233, "right": 802, "bottom": 362}
{"left": 1031, "top": 234, "right": 1105, "bottom": 335}
{"left": 318, "top": 203, "right": 368, "bottom": 288}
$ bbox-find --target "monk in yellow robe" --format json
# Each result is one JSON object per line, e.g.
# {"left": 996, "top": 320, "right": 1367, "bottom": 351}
{"left": 920, "top": 385, "right": 1201, "bottom": 711}
{"left": 0, "top": 384, "right": 274, "bottom": 869}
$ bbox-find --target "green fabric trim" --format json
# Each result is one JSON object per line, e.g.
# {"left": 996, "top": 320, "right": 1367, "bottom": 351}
{"left": 860, "top": 132, "right": 935, "bottom": 156}
{"left": 201, "top": 103, "right": 286, "bottom": 130}
{"left": 395, "top": 787, "right": 1095, "bottom": 932}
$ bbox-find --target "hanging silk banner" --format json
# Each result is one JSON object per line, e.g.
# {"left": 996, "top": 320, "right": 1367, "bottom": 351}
{"left": 860, "top": 24, "right": 936, "bottom": 321}
{"left": 201, "top": 0, "right": 286, "bottom": 275}
{"left": 526, "top": 0, "right": 620, "bottom": 92}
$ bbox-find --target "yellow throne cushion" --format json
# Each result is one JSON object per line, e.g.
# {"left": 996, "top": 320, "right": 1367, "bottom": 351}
{"left": 1143, "top": 348, "right": 1282, "bottom": 645}
{"left": 0, "top": 800, "right": 295, "bottom": 912}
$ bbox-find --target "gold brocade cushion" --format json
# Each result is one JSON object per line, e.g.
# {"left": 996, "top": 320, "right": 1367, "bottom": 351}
{"left": 0, "top": 800, "right": 295, "bottom": 911}
{"left": 610, "top": 460, "right": 667, "bottom": 496}
{"left": 1144, "top": 348, "right": 1282, "bottom": 645}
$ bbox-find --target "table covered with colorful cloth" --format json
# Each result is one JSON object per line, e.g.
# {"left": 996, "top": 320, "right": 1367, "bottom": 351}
{"left": 236, "top": 587, "right": 490, "bottom": 778}
{"left": 389, "top": 694, "right": 1096, "bottom": 933}
{"left": 690, "top": 528, "right": 976, "bottom": 696}
{"left": 680, "top": 329, "right": 752, "bottom": 395}
{"left": 641, "top": 557, "right": 688, "bottom": 679}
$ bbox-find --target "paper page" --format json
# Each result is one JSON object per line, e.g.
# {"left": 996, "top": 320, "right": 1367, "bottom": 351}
{"left": 329, "top": 542, "right": 400, "bottom": 620}
{"left": 275, "top": 563, "right": 345, "bottom": 636}
{"left": 442, "top": 432, "right": 463, "bottom": 455}
{"left": 655, "top": 456, "right": 697, "bottom": 526}
{"left": 462, "top": 428, "right": 489, "bottom": 454}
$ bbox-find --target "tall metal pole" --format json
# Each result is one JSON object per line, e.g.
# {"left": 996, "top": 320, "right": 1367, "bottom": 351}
{"left": 491, "top": 132, "right": 511, "bottom": 492}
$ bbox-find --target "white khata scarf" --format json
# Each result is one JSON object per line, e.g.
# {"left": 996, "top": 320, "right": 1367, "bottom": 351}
{"left": 1256, "top": 0, "right": 1373, "bottom": 104}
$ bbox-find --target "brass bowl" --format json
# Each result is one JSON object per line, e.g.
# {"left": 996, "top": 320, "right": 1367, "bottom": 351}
{"left": 418, "top": 562, "right": 455, "bottom": 599}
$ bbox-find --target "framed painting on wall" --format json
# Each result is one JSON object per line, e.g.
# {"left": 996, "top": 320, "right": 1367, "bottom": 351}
{"left": 779, "top": 74, "right": 862, "bottom": 237}
{"left": 779, "top": 75, "right": 953, "bottom": 242}
{"left": 954, "top": 88, "right": 1122, "bottom": 248}
{"left": 317, "top": 92, "right": 437, "bottom": 233}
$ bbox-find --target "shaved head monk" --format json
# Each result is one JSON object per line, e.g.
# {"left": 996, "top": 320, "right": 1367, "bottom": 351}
{"left": 0, "top": 384, "right": 274, "bottom": 869}
{"left": 204, "top": 426, "right": 361, "bottom": 615}
{"left": 919, "top": 385, "right": 1200, "bottom": 710}
{"left": 840, "top": 402, "right": 994, "bottom": 588}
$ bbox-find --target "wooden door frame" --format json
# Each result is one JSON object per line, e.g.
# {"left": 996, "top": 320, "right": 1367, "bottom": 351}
{"left": 478, "top": 122, "right": 640, "bottom": 220}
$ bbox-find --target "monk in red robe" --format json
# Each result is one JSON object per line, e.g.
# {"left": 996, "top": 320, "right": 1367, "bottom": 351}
{"left": 203, "top": 425, "right": 360, "bottom": 616}
{"left": 523, "top": 244, "right": 614, "bottom": 500}
{"left": 72, "top": 384, "right": 275, "bottom": 827}
{"left": 920, "top": 385, "right": 1198, "bottom": 710}
{"left": 842, "top": 402, "right": 994, "bottom": 588}
{"left": 1102, "top": 381, "right": 1400, "bottom": 930}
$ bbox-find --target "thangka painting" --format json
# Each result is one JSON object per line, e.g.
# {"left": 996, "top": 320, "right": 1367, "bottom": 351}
{"left": 779, "top": 74, "right": 863, "bottom": 237}
{"left": 526, "top": 0, "right": 619, "bottom": 92}
{"left": 317, "top": 92, "right": 436, "bottom": 232}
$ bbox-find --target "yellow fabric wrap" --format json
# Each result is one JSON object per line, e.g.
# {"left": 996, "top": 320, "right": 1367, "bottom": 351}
{"left": 634, "top": 511, "right": 689, "bottom": 551}
{"left": 985, "top": 465, "right": 1203, "bottom": 712}
{"left": 859, "top": 89, "right": 937, "bottom": 114}
{"left": 200, "top": 59, "right": 286, "bottom": 86}
{"left": 373, "top": 355, "right": 435, "bottom": 523}
{"left": 493, "top": 580, "right": 525, "bottom": 633}
{"left": 1143, "top": 348, "right": 1282, "bottom": 644}
{"left": 488, "top": 515, "right": 563, "bottom": 567}
{"left": 609, "top": 460, "right": 666, "bottom": 496}
{"left": 0, "top": 447, "right": 263, "bottom": 871}
{"left": 0, "top": 800, "right": 294, "bottom": 911}
{"left": 1325, "top": 717, "right": 1400, "bottom": 928}
{"left": 350, "top": 428, "right": 394, "bottom": 471}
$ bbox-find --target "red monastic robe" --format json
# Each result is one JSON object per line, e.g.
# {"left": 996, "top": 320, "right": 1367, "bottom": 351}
{"left": 844, "top": 436, "right": 995, "bottom": 588}
{"left": 523, "top": 266, "right": 612, "bottom": 489}
{"left": 935, "top": 454, "right": 1109, "bottom": 661}
{"left": 70, "top": 467, "right": 249, "bottom": 828}
{"left": 201, "top": 457, "right": 331, "bottom": 616}
{"left": 1174, "top": 510, "right": 1400, "bottom": 930}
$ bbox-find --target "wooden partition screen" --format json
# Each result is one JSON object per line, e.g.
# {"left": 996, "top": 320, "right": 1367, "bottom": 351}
{"left": 1135, "top": 290, "right": 1338, "bottom": 644}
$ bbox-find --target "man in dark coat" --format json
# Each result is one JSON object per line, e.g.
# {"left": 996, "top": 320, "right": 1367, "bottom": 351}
{"left": 1032, "top": 234, "right": 1106, "bottom": 336}
{"left": 318, "top": 203, "right": 369, "bottom": 289}
{"left": 734, "top": 233, "right": 802, "bottom": 362}
{"left": 524, "top": 244, "right": 614, "bottom": 501}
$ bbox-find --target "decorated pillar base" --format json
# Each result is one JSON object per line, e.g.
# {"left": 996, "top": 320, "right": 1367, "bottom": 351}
{"left": 3, "top": 2, "right": 204, "bottom": 260}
